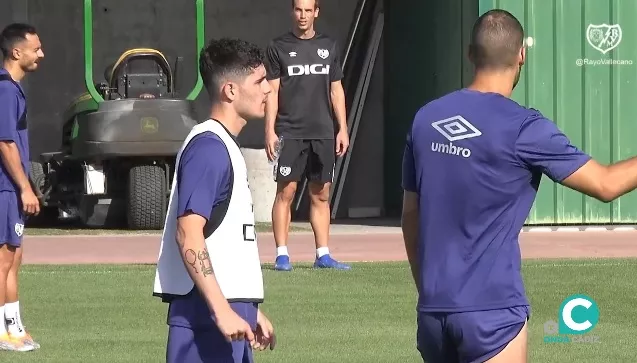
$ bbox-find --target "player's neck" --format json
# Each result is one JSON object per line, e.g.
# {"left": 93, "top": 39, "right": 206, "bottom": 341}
{"left": 209, "top": 105, "right": 246, "bottom": 137}
{"left": 2, "top": 61, "right": 25, "bottom": 82}
{"left": 467, "top": 71, "right": 515, "bottom": 98}
{"left": 292, "top": 27, "right": 315, "bottom": 39}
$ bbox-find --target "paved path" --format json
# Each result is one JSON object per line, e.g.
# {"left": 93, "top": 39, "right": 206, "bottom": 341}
{"left": 20, "top": 230, "right": 637, "bottom": 265}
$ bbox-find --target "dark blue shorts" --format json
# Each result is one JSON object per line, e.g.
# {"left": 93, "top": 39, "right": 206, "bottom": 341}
{"left": 0, "top": 191, "right": 24, "bottom": 247}
{"left": 416, "top": 305, "right": 529, "bottom": 363}
{"left": 166, "top": 302, "right": 258, "bottom": 363}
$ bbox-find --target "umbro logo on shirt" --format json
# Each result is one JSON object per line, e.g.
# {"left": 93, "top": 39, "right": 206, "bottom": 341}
{"left": 432, "top": 116, "right": 482, "bottom": 141}
{"left": 430, "top": 116, "right": 481, "bottom": 158}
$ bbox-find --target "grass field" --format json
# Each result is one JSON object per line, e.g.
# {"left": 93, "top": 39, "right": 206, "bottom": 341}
{"left": 2, "top": 259, "right": 636, "bottom": 362}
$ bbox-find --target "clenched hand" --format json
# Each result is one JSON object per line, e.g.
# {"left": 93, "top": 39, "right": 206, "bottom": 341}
{"left": 21, "top": 188, "right": 40, "bottom": 216}
{"left": 215, "top": 308, "right": 256, "bottom": 344}
{"left": 253, "top": 309, "right": 276, "bottom": 351}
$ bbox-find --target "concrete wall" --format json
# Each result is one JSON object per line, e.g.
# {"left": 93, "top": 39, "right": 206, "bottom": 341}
{"left": 1, "top": 0, "right": 386, "bottom": 221}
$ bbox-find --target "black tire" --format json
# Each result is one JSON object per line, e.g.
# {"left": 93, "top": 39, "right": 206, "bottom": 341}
{"left": 29, "top": 161, "right": 45, "bottom": 194}
{"left": 26, "top": 161, "right": 58, "bottom": 226}
{"left": 126, "top": 164, "right": 167, "bottom": 230}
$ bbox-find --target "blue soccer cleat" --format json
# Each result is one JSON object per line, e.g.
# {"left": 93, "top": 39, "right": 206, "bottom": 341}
{"left": 274, "top": 255, "right": 293, "bottom": 271}
{"left": 313, "top": 255, "right": 351, "bottom": 270}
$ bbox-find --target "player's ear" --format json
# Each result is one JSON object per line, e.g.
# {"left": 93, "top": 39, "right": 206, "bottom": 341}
{"left": 11, "top": 47, "right": 20, "bottom": 61}
{"left": 519, "top": 45, "right": 526, "bottom": 65}
{"left": 467, "top": 44, "right": 475, "bottom": 64}
{"left": 221, "top": 82, "right": 237, "bottom": 101}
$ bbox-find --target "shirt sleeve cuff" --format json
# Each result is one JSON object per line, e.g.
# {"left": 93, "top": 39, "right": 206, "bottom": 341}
{"left": 178, "top": 207, "right": 211, "bottom": 221}
{"left": 553, "top": 154, "right": 593, "bottom": 183}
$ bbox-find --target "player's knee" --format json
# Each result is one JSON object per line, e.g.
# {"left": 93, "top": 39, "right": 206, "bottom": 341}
{"left": 9, "top": 250, "right": 22, "bottom": 270}
{"left": 309, "top": 183, "right": 330, "bottom": 203}
{"left": 0, "top": 246, "right": 14, "bottom": 274}
{"left": 275, "top": 182, "right": 297, "bottom": 203}
{"left": 0, "top": 261, "right": 10, "bottom": 275}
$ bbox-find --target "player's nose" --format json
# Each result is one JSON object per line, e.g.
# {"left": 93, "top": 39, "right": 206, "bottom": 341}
{"left": 263, "top": 82, "right": 272, "bottom": 94}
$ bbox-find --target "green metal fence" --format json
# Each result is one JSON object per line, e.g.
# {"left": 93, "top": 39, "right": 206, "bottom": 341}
{"left": 385, "top": 0, "right": 637, "bottom": 225}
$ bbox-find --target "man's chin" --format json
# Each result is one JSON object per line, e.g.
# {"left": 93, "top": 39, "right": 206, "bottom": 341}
{"left": 240, "top": 112, "right": 265, "bottom": 122}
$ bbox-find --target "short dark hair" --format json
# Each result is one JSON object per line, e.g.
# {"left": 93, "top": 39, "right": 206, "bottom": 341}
{"left": 0, "top": 23, "right": 37, "bottom": 58}
{"left": 292, "top": 0, "right": 319, "bottom": 9}
{"left": 199, "top": 38, "right": 265, "bottom": 101}
{"left": 469, "top": 9, "right": 524, "bottom": 70}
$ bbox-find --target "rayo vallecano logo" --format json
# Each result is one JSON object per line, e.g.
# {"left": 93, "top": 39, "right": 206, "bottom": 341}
{"left": 430, "top": 116, "right": 481, "bottom": 158}
{"left": 14, "top": 223, "right": 24, "bottom": 237}
{"left": 317, "top": 49, "right": 329, "bottom": 59}
{"left": 586, "top": 24, "right": 622, "bottom": 54}
{"left": 279, "top": 166, "right": 291, "bottom": 177}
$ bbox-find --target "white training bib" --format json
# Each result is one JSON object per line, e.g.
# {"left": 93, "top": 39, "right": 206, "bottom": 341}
{"left": 153, "top": 119, "right": 264, "bottom": 302}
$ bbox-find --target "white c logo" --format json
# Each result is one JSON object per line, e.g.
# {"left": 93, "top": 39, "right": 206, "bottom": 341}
{"left": 562, "top": 297, "right": 593, "bottom": 331}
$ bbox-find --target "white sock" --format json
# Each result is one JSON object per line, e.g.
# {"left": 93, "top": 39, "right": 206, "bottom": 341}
{"left": 5, "top": 301, "right": 24, "bottom": 337}
{"left": 276, "top": 246, "right": 289, "bottom": 257}
{"left": 317, "top": 247, "right": 330, "bottom": 258}
{"left": 0, "top": 306, "right": 5, "bottom": 334}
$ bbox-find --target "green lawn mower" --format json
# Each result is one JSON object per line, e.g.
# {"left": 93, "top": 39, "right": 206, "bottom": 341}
{"left": 30, "top": 0, "right": 205, "bottom": 229}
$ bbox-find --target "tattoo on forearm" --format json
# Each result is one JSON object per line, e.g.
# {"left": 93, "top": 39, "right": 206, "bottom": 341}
{"left": 184, "top": 248, "right": 213, "bottom": 276}
{"left": 198, "top": 250, "right": 214, "bottom": 277}
{"left": 185, "top": 249, "right": 198, "bottom": 273}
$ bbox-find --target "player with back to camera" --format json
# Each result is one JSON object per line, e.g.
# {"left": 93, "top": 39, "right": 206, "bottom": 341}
{"left": 401, "top": 9, "right": 637, "bottom": 363}
{"left": 0, "top": 23, "right": 44, "bottom": 352}
{"left": 264, "top": 0, "right": 351, "bottom": 272}
{"left": 153, "top": 38, "right": 276, "bottom": 363}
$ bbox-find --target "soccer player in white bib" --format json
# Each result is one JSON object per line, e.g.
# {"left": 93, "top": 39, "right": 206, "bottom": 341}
{"left": 153, "top": 38, "right": 276, "bottom": 363}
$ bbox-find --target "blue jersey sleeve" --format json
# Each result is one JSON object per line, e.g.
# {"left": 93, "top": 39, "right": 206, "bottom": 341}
{"left": 515, "top": 115, "right": 592, "bottom": 182}
{"left": 402, "top": 131, "right": 418, "bottom": 192}
{"left": 0, "top": 87, "right": 18, "bottom": 143}
{"left": 176, "top": 133, "right": 232, "bottom": 220}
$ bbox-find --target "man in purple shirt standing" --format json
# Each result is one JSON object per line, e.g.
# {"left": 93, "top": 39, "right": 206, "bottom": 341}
{"left": 154, "top": 38, "right": 276, "bottom": 363}
{"left": 0, "top": 23, "right": 44, "bottom": 352}
{"left": 402, "top": 9, "right": 637, "bottom": 363}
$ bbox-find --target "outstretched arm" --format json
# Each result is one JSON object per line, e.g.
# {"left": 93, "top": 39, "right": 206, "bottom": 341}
{"left": 561, "top": 158, "right": 637, "bottom": 202}
{"left": 516, "top": 115, "right": 637, "bottom": 203}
